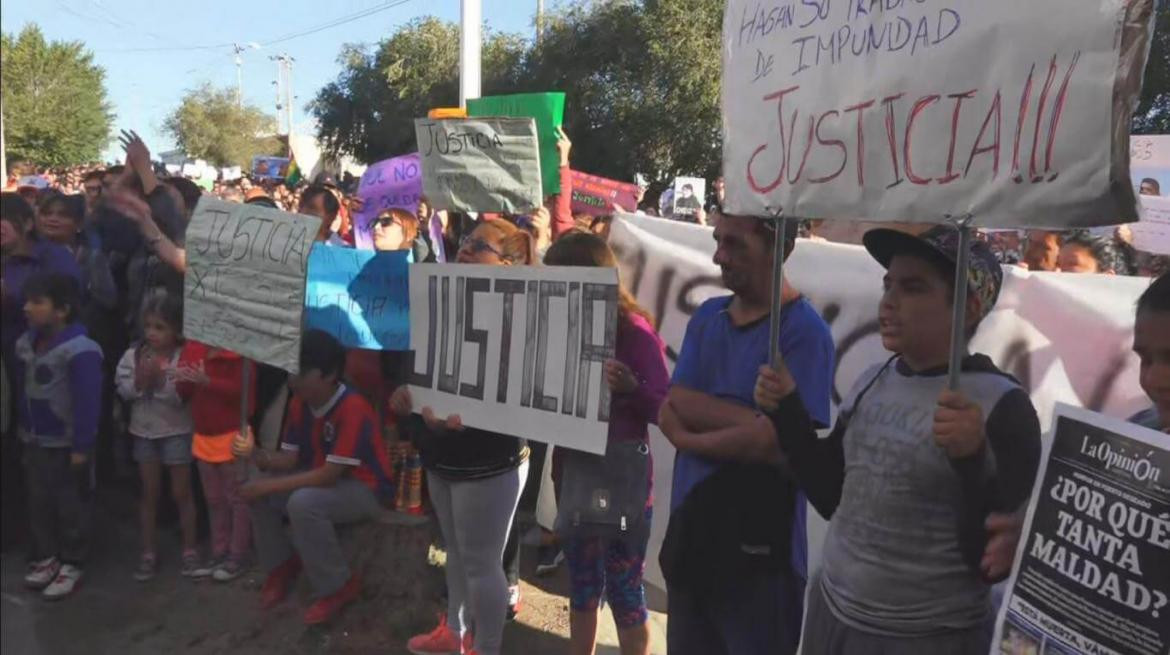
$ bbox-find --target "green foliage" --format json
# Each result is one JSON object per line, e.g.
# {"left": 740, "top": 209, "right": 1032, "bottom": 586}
{"left": 1132, "top": 5, "right": 1169, "bottom": 134}
{"left": 0, "top": 24, "right": 113, "bottom": 167}
{"left": 311, "top": 1, "right": 724, "bottom": 184}
{"left": 162, "top": 83, "right": 282, "bottom": 168}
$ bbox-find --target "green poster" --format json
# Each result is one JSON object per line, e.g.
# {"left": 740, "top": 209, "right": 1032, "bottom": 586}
{"left": 467, "top": 92, "right": 565, "bottom": 196}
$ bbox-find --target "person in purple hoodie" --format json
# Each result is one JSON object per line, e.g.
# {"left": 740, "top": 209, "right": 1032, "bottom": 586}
{"left": 1, "top": 193, "right": 82, "bottom": 397}
{"left": 544, "top": 231, "right": 670, "bottom": 655}
{"left": 12, "top": 273, "right": 103, "bottom": 601}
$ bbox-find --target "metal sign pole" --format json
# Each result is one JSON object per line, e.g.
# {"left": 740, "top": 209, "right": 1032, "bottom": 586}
{"left": 768, "top": 211, "right": 788, "bottom": 369}
{"left": 236, "top": 360, "right": 252, "bottom": 481}
{"left": 946, "top": 216, "right": 974, "bottom": 390}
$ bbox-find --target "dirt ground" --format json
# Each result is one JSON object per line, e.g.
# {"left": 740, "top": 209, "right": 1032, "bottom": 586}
{"left": 0, "top": 485, "right": 594, "bottom": 655}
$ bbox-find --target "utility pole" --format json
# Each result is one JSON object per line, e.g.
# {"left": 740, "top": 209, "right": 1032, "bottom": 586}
{"left": 270, "top": 54, "right": 294, "bottom": 136}
{"left": 232, "top": 42, "right": 260, "bottom": 108}
{"left": 459, "top": 0, "right": 482, "bottom": 108}
{"left": 1, "top": 96, "right": 7, "bottom": 184}
{"left": 537, "top": 0, "right": 544, "bottom": 44}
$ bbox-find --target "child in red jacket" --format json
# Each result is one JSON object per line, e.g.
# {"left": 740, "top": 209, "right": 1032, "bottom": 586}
{"left": 174, "top": 341, "right": 256, "bottom": 582}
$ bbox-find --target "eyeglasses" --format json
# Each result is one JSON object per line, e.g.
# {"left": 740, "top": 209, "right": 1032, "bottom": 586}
{"left": 459, "top": 235, "right": 504, "bottom": 258}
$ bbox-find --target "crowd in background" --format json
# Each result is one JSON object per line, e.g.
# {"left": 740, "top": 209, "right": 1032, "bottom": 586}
{"left": 2, "top": 128, "right": 1168, "bottom": 655}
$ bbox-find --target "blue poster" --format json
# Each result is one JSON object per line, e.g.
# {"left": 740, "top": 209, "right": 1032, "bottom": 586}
{"left": 304, "top": 243, "right": 410, "bottom": 350}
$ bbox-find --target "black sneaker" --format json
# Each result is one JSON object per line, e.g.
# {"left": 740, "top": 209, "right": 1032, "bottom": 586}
{"left": 534, "top": 546, "right": 564, "bottom": 577}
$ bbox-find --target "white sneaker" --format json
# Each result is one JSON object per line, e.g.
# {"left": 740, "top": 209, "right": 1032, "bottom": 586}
{"left": 42, "top": 564, "right": 83, "bottom": 600}
{"left": 24, "top": 557, "right": 61, "bottom": 590}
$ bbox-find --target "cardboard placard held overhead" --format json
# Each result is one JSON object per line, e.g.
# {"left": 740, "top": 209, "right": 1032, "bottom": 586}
{"left": 304, "top": 243, "right": 411, "bottom": 350}
{"left": 721, "top": 0, "right": 1155, "bottom": 229}
{"left": 251, "top": 156, "right": 290, "bottom": 181}
{"left": 415, "top": 117, "right": 543, "bottom": 214}
{"left": 406, "top": 263, "right": 619, "bottom": 455}
{"left": 467, "top": 92, "right": 566, "bottom": 196}
{"left": 352, "top": 153, "right": 423, "bottom": 250}
{"left": 671, "top": 177, "right": 706, "bottom": 223}
{"left": 183, "top": 198, "right": 322, "bottom": 373}
{"left": 991, "top": 404, "right": 1168, "bottom": 655}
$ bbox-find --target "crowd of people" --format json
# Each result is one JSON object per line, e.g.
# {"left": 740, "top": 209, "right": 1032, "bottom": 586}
{"left": 1, "top": 124, "right": 1168, "bottom": 655}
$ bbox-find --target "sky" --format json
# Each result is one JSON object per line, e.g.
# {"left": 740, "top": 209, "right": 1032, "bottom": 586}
{"left": 0, "top": 0, "right": 539, "bottom": 163}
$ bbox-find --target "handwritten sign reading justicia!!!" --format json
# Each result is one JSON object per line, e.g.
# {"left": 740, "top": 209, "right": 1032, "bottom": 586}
{"left": 415, "top": 117, "right": 543, "bottom": 214}
{"left": 721, "top": 0, "right": 1154, "bottom": 229}
{"left": 183, "top": 198, "right": 322, "bottom": 373}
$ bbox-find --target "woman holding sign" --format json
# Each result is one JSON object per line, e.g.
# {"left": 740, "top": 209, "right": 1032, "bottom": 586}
{"left": 544, "top": 232, "right": 669, "bottom": 655}
{"left": 391, "top": 219, "right": 534, "bottom": 655}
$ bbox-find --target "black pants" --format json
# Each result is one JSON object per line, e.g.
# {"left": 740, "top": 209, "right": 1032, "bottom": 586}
{"left": 24, "top": 444, "right": 95, "bottom": 565}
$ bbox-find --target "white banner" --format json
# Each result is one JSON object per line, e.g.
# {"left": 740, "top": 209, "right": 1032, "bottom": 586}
{"left": 406, "top": 263, "right": 619, "bottom": 455}
{"left": 721, "top": 0, "right": 1153, "bottom": 229}
{"left": 602, "top": 212, "right": 1149, "bottom": 593}
{"left": 183, "top": 198, "right": 321, "bottom": 373}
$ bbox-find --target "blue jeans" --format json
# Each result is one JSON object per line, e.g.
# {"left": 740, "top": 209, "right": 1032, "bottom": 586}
{"left": 666, "top": 567, "right": 804, "bottom": 655}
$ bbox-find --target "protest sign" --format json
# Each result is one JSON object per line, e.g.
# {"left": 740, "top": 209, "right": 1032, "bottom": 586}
{"left": 183, "top": 198, "right": 322, "bottom": 373}
{"left": 721, "top": 0, "right": 1154, "bottom": 229}
{"left": 1131, "top": 134, "right": 1170, "bottom": 198}
{"left": 406, "top": 263, "right": 619, "bottom": 454}
{"left": 467, "top": 92, "right": 565, "bottom": 196}
{"left": 415, "top": 117, "right": 543, "bottom": 214}
{"left": 570, "top": 170, "right": 641, "bottom": 217}
{"left": 671, "top": 177, "right": 706, "bottom": 223}
{"left": 601, "top": 212, "right": 1149, "bottom": 593}
{"left": 221, "top": 166, "right": 243, "bottom": 181}
{"left": 352, "top": 153, "right": 422, "bottom": 249}
{"left": 251, "top": 156, "right": 290, "bottom": 181}
{"left": 1132, "top": 195, "right": 1170, "bottom": 256}
{"left": 992, "top": 404, "right": 1168, "bottom": 655}
{"left": 304, "top": 243, "right": 410, "bottom": 350}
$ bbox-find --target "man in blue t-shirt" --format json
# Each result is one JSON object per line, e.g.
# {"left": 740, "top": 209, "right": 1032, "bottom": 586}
{"left": 659, "top": 214, "right": 834, "bottom": 655}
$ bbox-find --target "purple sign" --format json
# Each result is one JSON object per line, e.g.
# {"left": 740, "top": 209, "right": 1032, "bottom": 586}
{"left": 354, "top": 153, "right": 423, "bottom": 249}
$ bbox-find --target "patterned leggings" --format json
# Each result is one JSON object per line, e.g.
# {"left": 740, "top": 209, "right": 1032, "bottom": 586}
{"left": 562, "top": 508, "right": 652, "bottom": 629}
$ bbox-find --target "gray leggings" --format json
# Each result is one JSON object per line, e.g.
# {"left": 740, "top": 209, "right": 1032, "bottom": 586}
{"left": 428, "top": 462, "right": 528, "bottom": 655}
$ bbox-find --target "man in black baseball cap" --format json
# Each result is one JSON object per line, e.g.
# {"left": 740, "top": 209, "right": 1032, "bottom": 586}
{"left": 753, "top": 224, "right": 1041, "bottom": 654}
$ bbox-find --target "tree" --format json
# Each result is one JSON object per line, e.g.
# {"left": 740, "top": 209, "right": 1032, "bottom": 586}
{"left": 163, "top": 84, "right": 282, "bottom": 168}
{"left": 1132, "top": 5, "right": 1169, "bottom": 134}
{"left": 312, "top": 2, "right": 723, "bottom": 186}
{"left": 311, "top": 18, "right": 526, "bottom": 164}
{"left": 0, "top": 24, "right": 113, "bottom": 167}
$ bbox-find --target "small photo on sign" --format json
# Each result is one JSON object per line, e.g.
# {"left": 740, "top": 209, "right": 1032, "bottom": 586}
{"left": 252, "top": 156, "right": 290, "bottom": 182}
{"left": 671, "top": 177, "right": 705, "bottom": 224}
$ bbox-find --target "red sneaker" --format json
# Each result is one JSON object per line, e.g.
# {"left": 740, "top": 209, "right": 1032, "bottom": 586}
{"left": 406, "top": 614, "right": 462, "bottom": 654}
{"left": 462, "top": 631, "right": 477, "bottom": 655}
{"left": 302, "top": 575, "right": 360, "bottom": 625}
{"left": 260, "top": 556, "right": 302, "bottom": 610}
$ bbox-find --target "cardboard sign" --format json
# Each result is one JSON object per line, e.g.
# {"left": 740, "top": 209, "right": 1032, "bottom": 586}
{"left": 1132, "top": 195, "right": 1170, "bottom": 256}
{"left": 304, "top": 243, "right": 411, "bottom": 350}
{"left": 183, "top": 198, "right": 322, "bottom": 372}
{"left": 251, "top": 156, "right": 290, "bottom": 181}
{"left": 721, "top": 0, "right": 1154, "bottom": 229}
{"left": 671, "top": 177, "right": 706, "bottom": 223}
{"left": 415, "top": 117, "right": 543, "bottom": 214}
{"left": 1131, "top": 134, "right": 1170, "bottom": 200}
{"left": 992, "top": 404, "right": 1168, "bottom": 655}
{"left": 467, "top": 92, "right": 566, "bottom": 196}
{"left": 352, "top": 153, "right": 423, "bottom": 250}
{"left": 406, "top": 263, "right": 619, "bottom": 454}
{"left": 570, "top": 171, "right": 641, "bottom": 217}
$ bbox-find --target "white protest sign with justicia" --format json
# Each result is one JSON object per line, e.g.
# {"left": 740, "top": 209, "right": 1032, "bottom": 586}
{"left": 415, "top": 117, "right": 543, "bottom": 214}
{"left": 406, "top": 263, "right": 619, "bottom": 455}
{"left": 183, "top": 197, "right": 322, "bottom": 373}
{"left": 721, "top": 0, "right": 1155, "bottom": 228}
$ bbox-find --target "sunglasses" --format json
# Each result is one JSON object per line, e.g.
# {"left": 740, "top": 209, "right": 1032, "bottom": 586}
{"left": 459, "top": 235, "right": 504, "bottom": 258}
{"left": 375, "top": 216, "right": 401, "bottom": 228}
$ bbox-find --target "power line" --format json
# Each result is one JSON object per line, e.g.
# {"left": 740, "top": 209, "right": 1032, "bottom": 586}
{"left": 99, "top": 0, "right": 417, "bottom": 53}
